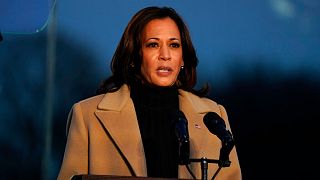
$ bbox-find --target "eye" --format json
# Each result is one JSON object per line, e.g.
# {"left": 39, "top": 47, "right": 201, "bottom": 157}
{"left": 146, "top": 42, "right": 159, "bottom": 48}
{"left": 170, "top": 42, "right": 181, "bottom": 48}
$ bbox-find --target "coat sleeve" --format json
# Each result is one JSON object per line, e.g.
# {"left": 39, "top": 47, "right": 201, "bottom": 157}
{"left": 217, "top": 104, "right": 242, "bottom": 180}
{"left": 57, "top": 103, "right": 89, "bottom": 180}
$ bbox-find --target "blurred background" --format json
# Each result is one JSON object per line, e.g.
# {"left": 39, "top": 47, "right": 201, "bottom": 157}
{"left": 1, "top": 0, "right": 319, "bottom": 179}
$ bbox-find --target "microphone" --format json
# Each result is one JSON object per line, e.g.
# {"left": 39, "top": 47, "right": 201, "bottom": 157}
{"left": 203, "top": 112, "right": 235, "bottom": 167}
{"left": 175, "top": 110, "right": 190, "bottom": 165}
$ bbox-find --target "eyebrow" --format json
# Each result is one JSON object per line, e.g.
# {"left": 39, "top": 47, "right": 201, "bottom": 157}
{"left": 146, "top": 37, "right": 180, "bottom": 41}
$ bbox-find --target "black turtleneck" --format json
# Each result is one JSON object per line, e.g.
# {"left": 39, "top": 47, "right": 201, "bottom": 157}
{"left": 130, "top": 82, "right": 179, "bottom": 178}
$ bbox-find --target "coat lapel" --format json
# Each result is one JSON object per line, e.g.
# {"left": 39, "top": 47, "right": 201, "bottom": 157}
{"left": 94, "top": 85, "right": 147, "bottom": 176}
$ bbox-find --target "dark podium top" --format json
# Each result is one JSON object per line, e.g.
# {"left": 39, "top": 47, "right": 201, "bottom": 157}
{"left": 72, "top": 175, "right": 187, "bottom": 180}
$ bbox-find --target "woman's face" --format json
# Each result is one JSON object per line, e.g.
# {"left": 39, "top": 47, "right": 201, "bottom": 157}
{"left": 140, "top": 17, "right": 184, "bottom": 87}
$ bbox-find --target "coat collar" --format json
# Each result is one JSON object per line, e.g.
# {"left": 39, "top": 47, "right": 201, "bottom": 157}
{"left": 97, "top": 84, "right": 215, "bottom": 114}
{"left": 97, "top": 85, "right": 131, "bottom": 112}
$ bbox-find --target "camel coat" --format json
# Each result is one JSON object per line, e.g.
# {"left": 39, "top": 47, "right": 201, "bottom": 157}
{"left": 57, "top": 85, "right": 241, "bottom": 180}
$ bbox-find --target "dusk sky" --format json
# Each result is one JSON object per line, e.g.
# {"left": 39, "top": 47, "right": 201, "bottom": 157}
{"left": 54, "top": 0, "right": 320, "bottom": 86}
{"left": 2, "top": 0, "right": 319, "bottom": 86}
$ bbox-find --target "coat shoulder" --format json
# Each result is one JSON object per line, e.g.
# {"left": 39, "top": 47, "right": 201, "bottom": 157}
{"left": 179, "top": 90, "right": 222, "bottom": 114}
{"left": 75, "top": 94, "right": 105, "bottom": 109}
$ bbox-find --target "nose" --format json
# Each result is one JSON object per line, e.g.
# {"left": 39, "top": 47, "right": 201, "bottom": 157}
{"left": 159, "top": 46, "right": 171, "bottom": 61}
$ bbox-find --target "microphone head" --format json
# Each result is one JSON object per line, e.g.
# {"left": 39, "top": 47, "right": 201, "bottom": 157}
{"left": 175, "top": 110, "right": 190, "bottom": 165}
{"left": 175, "top": 110, "right": 189, "bottom": 141}
{"left": 203, "top": 112, "right": 235, "bottom": 167}
{"left": 203, "top": 112, "right": 227, "bottom": 139}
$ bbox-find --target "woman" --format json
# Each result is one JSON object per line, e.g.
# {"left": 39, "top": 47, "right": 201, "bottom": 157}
{"left": 58, "top": 6, "right": 241, "bottom": 180}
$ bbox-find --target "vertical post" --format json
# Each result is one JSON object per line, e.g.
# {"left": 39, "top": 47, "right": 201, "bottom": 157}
{"left": 42, "top": 1, "right": 57, "bottom": 179}
{"left": 201, "top": 157, "right": 208, "bottom": 180}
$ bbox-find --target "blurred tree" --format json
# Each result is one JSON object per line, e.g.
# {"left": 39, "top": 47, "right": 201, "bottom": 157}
{"left": 0, "top": 32, "right": 104, "bottom": 179}
{"left": 210, "top": 62, "right": 320, "bottom": 180}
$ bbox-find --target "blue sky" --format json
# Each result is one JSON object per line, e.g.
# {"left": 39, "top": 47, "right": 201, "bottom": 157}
{"left": 3, "top": 0, "right": 319, "bottom": 86}
{"left": 53, "top": 0, "right": 320, "bottom": 85}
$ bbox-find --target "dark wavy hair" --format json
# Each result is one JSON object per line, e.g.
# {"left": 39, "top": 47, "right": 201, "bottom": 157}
{"left": 96, "top": 6, "right": 208, "bottom": 96}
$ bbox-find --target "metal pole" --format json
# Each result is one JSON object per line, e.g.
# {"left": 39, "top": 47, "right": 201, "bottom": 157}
{"left": 42, "top": 1, "right": 57, "bottom": 179}
{"left": 201, "top": 157, "right": 208, "bottom": 180}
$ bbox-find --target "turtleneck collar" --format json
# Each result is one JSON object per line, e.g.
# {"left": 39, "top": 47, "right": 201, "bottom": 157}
{"left": 130, "top": 81, "right": 179, "bottom": 109}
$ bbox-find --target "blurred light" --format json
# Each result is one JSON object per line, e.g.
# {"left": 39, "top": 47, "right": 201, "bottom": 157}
{"left": 269, "top": 0, "right": 295, "bottom": 19}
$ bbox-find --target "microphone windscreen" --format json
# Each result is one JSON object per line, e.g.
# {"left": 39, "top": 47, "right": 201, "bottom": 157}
{"left": 175, "top": 110, "right": 189, "bottom": 142}
{"left": 175, "top": 110, "right": 190, "bottom": 165}
{"left": 204, "top": 112, "right": 234, "bottom": 167}
{"left": 203, "top": 112, "right": 227, "bottom": 139}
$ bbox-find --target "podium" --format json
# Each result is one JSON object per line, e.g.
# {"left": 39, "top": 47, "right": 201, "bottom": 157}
{"left": 72, "top": 175, "right": 184, "bottom": 180}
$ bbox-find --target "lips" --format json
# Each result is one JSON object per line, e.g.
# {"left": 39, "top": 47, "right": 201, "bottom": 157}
{"left": 156, "top": 66, "right": 173, "bottom": 77}
{"left": 156, "top": 66, "right": 173, "bottom": 72}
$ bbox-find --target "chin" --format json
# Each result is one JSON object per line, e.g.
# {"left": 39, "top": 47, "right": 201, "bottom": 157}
{"left": 154, "top": 81, "right": 176, "bottom": 87}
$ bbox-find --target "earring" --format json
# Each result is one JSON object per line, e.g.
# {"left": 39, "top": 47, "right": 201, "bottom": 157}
{"left": 181, "top": 65, "right": 184, "bottom": 69}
